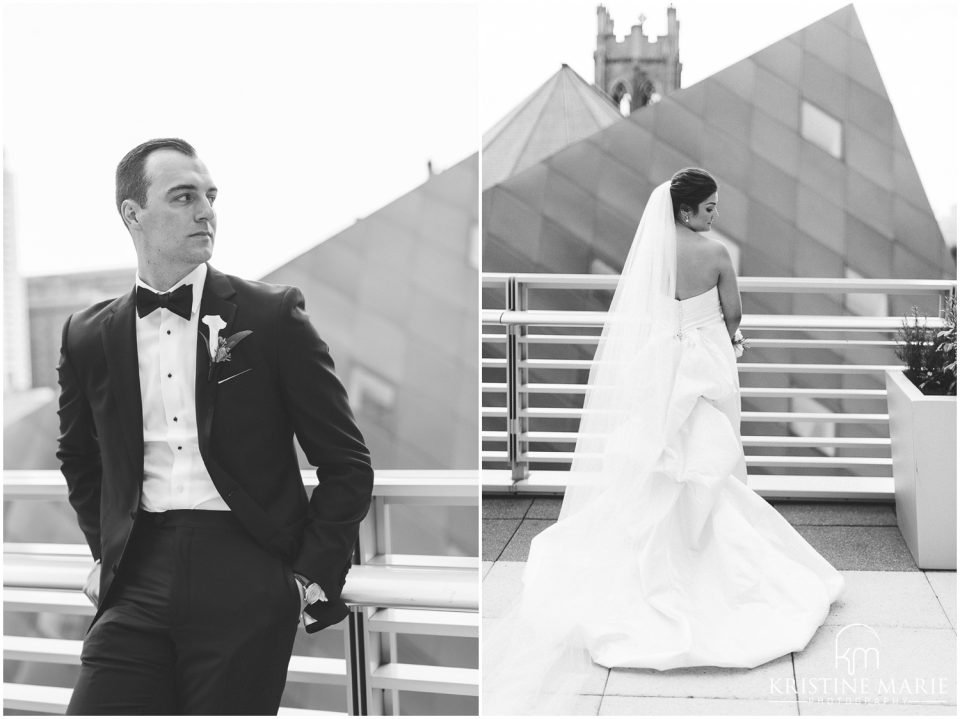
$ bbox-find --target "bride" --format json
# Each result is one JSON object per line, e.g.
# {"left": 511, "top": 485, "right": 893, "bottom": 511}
{"left": 484, "top": 169, "right": 844, "bottom": 714}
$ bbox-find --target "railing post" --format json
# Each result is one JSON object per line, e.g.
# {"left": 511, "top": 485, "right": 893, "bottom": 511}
{"left": 506, "top": 276, "right": 529, "bottom": 482}
{"left": 345, "top": 609, "right": 367, "bottom": 716}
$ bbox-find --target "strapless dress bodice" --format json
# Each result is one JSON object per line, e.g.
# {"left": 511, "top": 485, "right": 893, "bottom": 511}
{"left": 672, "top": 285, "right": 723, "bottom": 332}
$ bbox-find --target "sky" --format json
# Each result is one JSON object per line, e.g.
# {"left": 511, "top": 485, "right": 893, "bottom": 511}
{"left": 479, "top": 0, "right": 958, "bottom": 220}
{"left": 4, "top": 0, "right": 957, "bottom": 280}
{"left": 3, "top": 1, "right": 479, "bottom": 278}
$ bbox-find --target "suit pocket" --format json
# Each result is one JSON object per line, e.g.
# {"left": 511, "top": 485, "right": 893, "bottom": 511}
{"left": 281, "top": 561, "right": 301, "bottom": 616}
{"left": 218, "top": 367, "right": 255, "bottom": 386}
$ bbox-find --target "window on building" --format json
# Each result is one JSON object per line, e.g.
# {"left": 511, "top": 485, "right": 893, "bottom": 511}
{"left": 611, "top": 82, "right": 632, "bottom": 117}
{"left": 789, "top": 396, "right": 837, "bottom": 457}
{"left": 844, "top": 267, "right": 888, "bottom": 317}
{"left": 801, "top": 100, "right": 843, "bottom": 158}
{"left": 348, "top": 365, "right": 396, "bottom": 425}
{"left": 468, "top": 223, "right": 479, "bottom": 270}
{"left": 589, "top": 257, "right": 616, "bottom": 275}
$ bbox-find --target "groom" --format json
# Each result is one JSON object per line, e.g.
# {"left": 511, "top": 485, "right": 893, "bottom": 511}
{"left": 57, "top": 138, "right": 374, "bottom": 715}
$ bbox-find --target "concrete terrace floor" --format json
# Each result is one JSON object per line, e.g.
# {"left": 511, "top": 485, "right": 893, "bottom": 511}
{"left": 482, "top": 497, "right": 957, "bottom": 715}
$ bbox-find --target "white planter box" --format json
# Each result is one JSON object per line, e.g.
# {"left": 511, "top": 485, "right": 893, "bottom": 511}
{"left": 885, "top": 369, "right": 957, "bottom": 570}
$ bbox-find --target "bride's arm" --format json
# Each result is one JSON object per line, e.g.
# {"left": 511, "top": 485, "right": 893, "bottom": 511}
{"left": 715, "top": 245, "right": 742, "bottom": 340}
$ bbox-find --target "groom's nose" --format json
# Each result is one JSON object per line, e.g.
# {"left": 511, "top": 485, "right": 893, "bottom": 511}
{"left": 195, "top": 196, "right": 215, "bottom": 223}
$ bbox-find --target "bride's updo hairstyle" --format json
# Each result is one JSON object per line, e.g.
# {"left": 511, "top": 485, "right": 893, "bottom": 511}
{"left": 670, "top": 168, "right": 717, "bottom": 220}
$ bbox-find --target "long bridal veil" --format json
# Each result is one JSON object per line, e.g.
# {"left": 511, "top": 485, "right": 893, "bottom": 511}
{"left": 484, "top": 182, "right": 684, "bottom": 714}
{"left": 560, "top": 180, "right": 678, "bottom": 518}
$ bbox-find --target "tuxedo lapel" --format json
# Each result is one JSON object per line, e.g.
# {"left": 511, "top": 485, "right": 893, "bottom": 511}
{"left": 195, "top": 264, "right": 237, "bottom": 458}
{"left": 100, "top": 289, "right": 144, "bottom": 476}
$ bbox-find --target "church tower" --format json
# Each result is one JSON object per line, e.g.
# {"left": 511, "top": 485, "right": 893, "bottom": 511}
{"left": 594, "top": 4, "right": 682, "bottom": 114}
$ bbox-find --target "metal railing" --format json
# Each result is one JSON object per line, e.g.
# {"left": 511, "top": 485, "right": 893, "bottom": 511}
{"left": 3, "top": 470, "right": 478, "bottom": 716}
{"left": 482, "top": 274, "right": 955, "bottom": 499}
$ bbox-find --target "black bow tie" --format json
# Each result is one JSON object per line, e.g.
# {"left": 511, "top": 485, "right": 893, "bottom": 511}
{"left": 136, "top": 283, "right": 193, "bottom": 320}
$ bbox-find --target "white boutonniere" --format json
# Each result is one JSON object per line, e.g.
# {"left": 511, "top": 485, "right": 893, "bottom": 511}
{"left": 732, "top": 329, "right": 749, "bottom": 358}
{"left": 201, "top": 314, "right": 252, "bottom": 381}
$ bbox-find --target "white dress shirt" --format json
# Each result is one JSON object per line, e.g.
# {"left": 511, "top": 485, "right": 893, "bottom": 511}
{"left": 136, "top": 263, "right": 229, "bottom": 511}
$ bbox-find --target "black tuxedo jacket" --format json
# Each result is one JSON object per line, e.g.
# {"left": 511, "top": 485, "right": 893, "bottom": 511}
{"left": 56, "top": 264, "right": 374, "bottom": 632}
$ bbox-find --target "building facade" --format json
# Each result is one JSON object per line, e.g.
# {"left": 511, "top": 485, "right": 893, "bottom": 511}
{"left": 482, "top": 4, "right": 953, "bottom": 475}
{"left": 594, "top": 5, "right": 682, "bottom": 113}
{"left": 4, "top": 157, "right": 32, "bottom": 392}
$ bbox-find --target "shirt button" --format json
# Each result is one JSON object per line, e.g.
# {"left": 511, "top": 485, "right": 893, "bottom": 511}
{"left": 166, "top": 330, "right": 171, "bottom": 335}
{"left": 167, "top": 373, "right": 172, "bottom": 378}
{"left": 173, "top": 416, "right": 178, "bottom": 422}
{"left": 177, "top": 446, "right": 183, "bottom": 451}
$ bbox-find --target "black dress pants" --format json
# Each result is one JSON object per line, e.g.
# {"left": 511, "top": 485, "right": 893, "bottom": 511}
{"left": 67, "top": 510, "right": 301, "bottom": 715}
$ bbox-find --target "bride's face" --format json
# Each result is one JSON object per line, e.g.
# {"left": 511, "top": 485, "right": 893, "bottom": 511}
{"left": 685, "top": 192, "right": 719, "bottom": 233}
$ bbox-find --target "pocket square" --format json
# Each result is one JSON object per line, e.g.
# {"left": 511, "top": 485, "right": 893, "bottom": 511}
{"left": 218, "top": 367, "right": 254, "bottom": 385}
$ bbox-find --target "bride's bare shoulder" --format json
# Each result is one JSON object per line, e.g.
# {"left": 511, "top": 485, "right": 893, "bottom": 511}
{"left": 702, "top": 236, "right": 733, "bottom": 265}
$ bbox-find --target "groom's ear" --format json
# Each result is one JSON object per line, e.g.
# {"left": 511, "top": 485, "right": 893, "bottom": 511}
{"left": 120, "top": 199, "right": 142, "bottom": 230}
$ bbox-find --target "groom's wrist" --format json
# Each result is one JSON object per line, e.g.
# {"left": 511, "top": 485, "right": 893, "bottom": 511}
{"left": 293, "top": 573, "right": 328, "bottom": 605}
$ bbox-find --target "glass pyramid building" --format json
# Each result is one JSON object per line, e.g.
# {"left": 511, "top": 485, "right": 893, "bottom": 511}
{"left": 483, "top": 4, "right": 952, "bottom": 290}
{"left": 482, "top": 4, "right": 953, "bottom": 475}
{"left": 265, "top": 154, "right": 479, "bottom": 472}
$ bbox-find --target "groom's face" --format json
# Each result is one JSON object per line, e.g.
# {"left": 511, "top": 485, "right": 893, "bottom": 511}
{"left": 135, "top": 149, "right": 218, "bottom": 270}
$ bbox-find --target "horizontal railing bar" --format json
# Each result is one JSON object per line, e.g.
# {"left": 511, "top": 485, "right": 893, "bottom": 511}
{"left": 481, "top": 469, "right": 895, "bottom": 499}
{"left": 1, "top": 683, "right": 338, "bottom": 717}
{"left": 368, "top": 608, "right": 478, "bottom": 638}
{"left": 740, "top": 388, "right": 887, "bottom": 399}
{"left": 4, "top": 588, "right": 94, "bottom": 615}
{"left": 4, "top": 589, "right": 480, "bottom": 644}
{"left": 514, "top": 407, "right": 889, "bottom": 423}
{"left": 508, "top": 432, "right": 892, "bottom": 448}
{"left": 4, "top": 543, "right": 91, "bottom": 556}
{"left": 2, "top": 636, "right": 349, "bottom": 685}
{"left": 744, "top": 435, "right": 891, "bottom": 447}
{"left": 518, "top": 359, "right": 904, "bottom": 373}
{"left": 738, "top": 363, "right": 903, "bottom": 374}
{"left": 489, "top": 384, "right": 889, "bottom": 399}
{"left": 519, "top": 453, "right": 892, "bottom": 468}
{"left": 482, "top": 274, "right": 955, "bottom": 294}
{"left": 482, "top": 431, "right": 507, "bottom": 440}
{"left": 743, "top": 338, "right": 899, "bottom": 349}
{"left": 3, "top": 470, "right": 479, "bottom": 503}
{"left": 370, "top": 663, "right": 478, "bottom": 696}
{"left": 481, "top": 451, "right": 508, "bottom": 461}
{"left": 485, "top": 310, "right": 944, "bottom": 331}
{"left": 505, "top": 335, "right": 900, "bottom": 349}
{"left": 3, "top": 559, "right": 478, "bottom": 612}
{"left": 519, "top": 334, "right": 601, "bottom": 345}
{"left": 365, "top": 554, "right": 479, "bottom": 570}
{"left": 4, "top": 684, "right": 74, "bottom": 715}
{"left": 745, "top": 411, "right": 888, "bottom": 423}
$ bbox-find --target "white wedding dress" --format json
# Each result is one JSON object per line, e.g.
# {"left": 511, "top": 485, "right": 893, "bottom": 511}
{"left": 484, "top": 182, "right": 844, "bottom": 714}
{"left": 521, "top": 285, "right": 843, "bottom": 671}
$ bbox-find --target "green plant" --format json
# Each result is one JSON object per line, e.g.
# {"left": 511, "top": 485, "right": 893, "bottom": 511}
{"left": 895, "top": 294, "right": 957, "bottom": 396}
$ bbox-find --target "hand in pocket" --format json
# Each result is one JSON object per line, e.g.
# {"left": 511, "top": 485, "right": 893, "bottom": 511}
{"left": 83, "top": 560, "right": 101, "bottom": 607}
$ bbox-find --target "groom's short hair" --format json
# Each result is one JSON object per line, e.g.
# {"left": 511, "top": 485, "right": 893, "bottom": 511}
{"left": 115, "top": 138, "right": 197, "bottom": 219}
